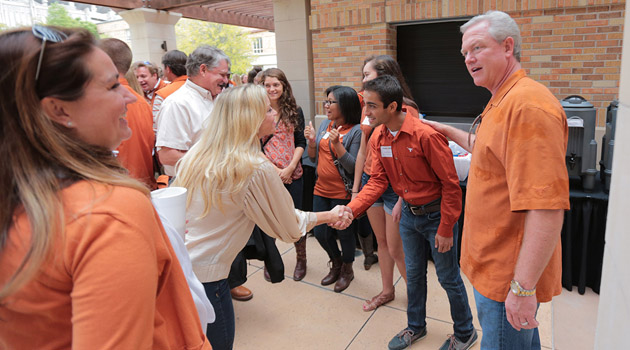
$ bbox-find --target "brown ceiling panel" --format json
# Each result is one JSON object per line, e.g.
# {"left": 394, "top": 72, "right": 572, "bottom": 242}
{"left": 72, "top": 0, "right": 274, "bottom": 30}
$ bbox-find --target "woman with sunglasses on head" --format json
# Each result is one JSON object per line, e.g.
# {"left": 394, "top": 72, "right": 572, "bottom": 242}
{"left": 303, "top": 86, "right": 362, "bottom": 293}
{"left": 353, "top": 55, "right": 420, "bottom": 312}
{"left": 0, "top": 27, "right": 210, "bottom": 349}
{"left": 174, "top": 84, "right": 351, "bottom": 350}
{"left": 261, "top": 68, "right": 308, "bottom": 281}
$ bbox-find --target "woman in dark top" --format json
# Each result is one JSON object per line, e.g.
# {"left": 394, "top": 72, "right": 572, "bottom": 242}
{"left": 261, "top": 68, "right": 308, "bottom": 281}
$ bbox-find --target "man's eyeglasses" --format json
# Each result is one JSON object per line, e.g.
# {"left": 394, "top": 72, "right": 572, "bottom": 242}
{"left": 32, "top": 25, "right": 68, "bottom": 82}
{"left": 323, "top": 100, "right": 338, "bottom": 108}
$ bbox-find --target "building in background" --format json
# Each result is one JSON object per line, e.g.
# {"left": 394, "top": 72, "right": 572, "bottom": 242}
{"left": 0, "top": 0, "right": 117, "bottom": 28}
{"left": 244, "top": 27, "right": 277, "bottom": 70}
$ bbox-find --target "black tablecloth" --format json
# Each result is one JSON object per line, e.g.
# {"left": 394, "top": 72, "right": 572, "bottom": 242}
{"left": 457, "top": 175, "right": 608, "bottom": 295}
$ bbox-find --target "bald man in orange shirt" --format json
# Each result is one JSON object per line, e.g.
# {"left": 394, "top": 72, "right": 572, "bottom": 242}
{"left": 98, "top": 39, "right": 157, "bottom": 190}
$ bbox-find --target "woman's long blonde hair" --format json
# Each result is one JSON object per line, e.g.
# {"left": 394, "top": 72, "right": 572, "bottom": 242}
{"left": 173, "top": 84, "right": 268, "bottom": 216}
{"left": 0, "top": 27, "right": 148, "bottom": 301}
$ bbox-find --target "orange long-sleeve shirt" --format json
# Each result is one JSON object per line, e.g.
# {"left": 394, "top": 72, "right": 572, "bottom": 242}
{"left": 0, "top": 181, "right": 211, "bottom": 350}
{"left": 349, "top": 113, "right": 462, "bottom": 238}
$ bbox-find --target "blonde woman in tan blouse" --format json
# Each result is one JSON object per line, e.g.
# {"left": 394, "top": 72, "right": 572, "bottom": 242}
{"left": 174, "top": 84, "right": 352, "bottom": 350}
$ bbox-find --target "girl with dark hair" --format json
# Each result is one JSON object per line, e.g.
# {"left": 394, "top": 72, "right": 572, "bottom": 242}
{"left": 0, "top": 26, "right": 210, "bottom": 349}
{"left": 352, "top": 55, "right": 421, "bottom": 312}
{"left": 261, "top": 68, "right": 309, "bottom": 281}
{"left": 304, "top": 86, "right": 362, "bottom": 293}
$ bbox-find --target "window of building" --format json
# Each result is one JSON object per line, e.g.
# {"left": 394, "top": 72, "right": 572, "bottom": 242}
{"left": 252, "top": 37, "right": 263, "bottom": 54}
{"left": 397, "top": 21, "right": 491, "bottom": 119}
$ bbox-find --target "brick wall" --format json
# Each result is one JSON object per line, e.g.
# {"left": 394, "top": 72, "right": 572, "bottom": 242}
{"left": 310, "top": 0, "right": 625, "bottom": 124}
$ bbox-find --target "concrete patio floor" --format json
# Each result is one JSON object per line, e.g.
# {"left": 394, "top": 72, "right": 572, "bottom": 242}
{"left": 232, "top": 235, "right": 598, "bottom": 349}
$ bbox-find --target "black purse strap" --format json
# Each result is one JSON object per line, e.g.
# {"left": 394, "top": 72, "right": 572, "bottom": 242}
{"left": 328, "top": 137, "right": 353, "bottom": 198}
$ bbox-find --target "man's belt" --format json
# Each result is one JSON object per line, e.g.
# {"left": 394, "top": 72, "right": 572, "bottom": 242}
{"left": 408, "top": 197, "right": 441, "bottom": 216}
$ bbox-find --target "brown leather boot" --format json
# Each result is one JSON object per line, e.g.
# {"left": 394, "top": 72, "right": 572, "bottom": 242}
{"left": 334, "top": 262, "right": 354, "bottom": 293}
{"left": 321, "top": 257, "right": 342, "bottom": 286}
{"left": 293, "top": 236, "right": 307, "bottom": 281}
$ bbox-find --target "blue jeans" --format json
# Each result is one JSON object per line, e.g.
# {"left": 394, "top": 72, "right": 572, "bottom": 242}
{"left": 312, "top": 195, "right": 355, "bottom": 263}
{"left": 203, "top": 279, "right": 235, "bottom": 350}
{"left": 398, "top": 202, "right": 474, "bottom": 339}
{"left": 361, "top": 172, "right": 398, "bottom": 214}
{"left": 474, "top": 288, "right": 541, "bottom": 349}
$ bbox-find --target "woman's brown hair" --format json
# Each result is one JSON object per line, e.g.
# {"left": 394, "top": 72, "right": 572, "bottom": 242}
{"left": 363, "top": 55, "right": 419, "bottom": 111}
{"left": 0, "top": 27, "right": 147, "bottom": 300}
{"left": 261, "top": 68, "right": 301, "bottom": 130}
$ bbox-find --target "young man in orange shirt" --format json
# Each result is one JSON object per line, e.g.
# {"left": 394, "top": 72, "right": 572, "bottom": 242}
{"left": 152, "top": 50, "right": 188, "bottom": 128}
{"left": 423, "top": 10, "right": 570, "bottom": 350}
{"left": 343, "top": 75, "right": 477, "bottom": 350}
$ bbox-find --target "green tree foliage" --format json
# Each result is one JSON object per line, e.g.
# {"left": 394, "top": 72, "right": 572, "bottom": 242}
{"left": 175, "top": 19, "right": 252, "bottom": 74}
{"left": 0, "top": 23, "right": 9, "bottom": 32}
{"left": 46, "top": 2, "right": 99, "bottom": 38}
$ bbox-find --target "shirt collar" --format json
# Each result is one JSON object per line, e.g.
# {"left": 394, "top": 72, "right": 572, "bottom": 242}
{"left": 380, "top": 112, "right": 413, "bottom": 138}
{"left": 185, "top": 79, "right": 214, "bottom": 100}
{"left": 174, "top": 75, "right": 188, "bottom": 83}
{"left": 486, "top": 69, "right": 526, "bottom": 109}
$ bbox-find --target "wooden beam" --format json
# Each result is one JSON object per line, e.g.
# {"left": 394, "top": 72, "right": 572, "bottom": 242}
{"left": 72, "top": 0, "right": 274, "bottom": 30}
{"left": 149, "top": 0, "right": 227, "bottom": 11}
{"left": 176, "top": 6, "right": 274, "bottom": 30}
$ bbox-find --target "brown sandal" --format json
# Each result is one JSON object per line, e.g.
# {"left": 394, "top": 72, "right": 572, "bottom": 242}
{"left": 362, "top": 289, "right": 395, "bottom": 312}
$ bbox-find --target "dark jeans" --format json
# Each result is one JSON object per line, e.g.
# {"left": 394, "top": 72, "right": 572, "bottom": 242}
{"left": 286, "top": 177, "right": 303, "bottom": 210}
{"left": 312, "top": 195, "right": 355, "bottom": 263}
{"left": 399, "top": 202, "right": 474, "bottom": 339}
{"left": 202, "top": 279, "right": 235, "bottom": 350}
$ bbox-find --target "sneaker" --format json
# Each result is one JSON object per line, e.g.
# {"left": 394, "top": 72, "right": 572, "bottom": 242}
{"left": 387, "top": 327, "right": 427, "bottom": 350}
{"left": 439, "top": 329, "right": 478, "bottom": 350}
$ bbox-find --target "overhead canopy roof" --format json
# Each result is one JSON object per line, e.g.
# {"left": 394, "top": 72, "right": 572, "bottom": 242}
{"left": 75, "top": 0, "right": 275, "bottom": 30}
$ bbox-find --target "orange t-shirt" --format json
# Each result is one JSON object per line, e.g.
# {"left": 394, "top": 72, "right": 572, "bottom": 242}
{"left": 0, "top": 181, "right": 210, "bottom": 350}
{"left": 361, "top": 103, "right": 420, "bottom": 175}
{"left": 460, "top": 69, "right": 570, "bottom": 303}
{"left": 313, "top": 123, "right": 356, "bottom": 200}
{"left": 116, "top": 78, "right": 157, "bottom": 190}
{"left": 156, "top": 75, "right": 187, "bottom": 100}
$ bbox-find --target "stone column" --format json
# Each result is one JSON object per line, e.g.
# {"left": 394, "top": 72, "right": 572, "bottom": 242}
{"left": 119, "top": 8, "right": 181, "bottom": 65}
{"left": 594, "top": 7, "right": 630, "bottom": 349}
{"left": 272, "top": 0, "right": 316, "bottom": 127}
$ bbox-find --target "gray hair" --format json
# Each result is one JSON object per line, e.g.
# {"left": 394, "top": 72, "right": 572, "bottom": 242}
{"left": 461, "top": 10, "right": 522, "bottom": 62}
{"left": 186, "top": 45, "right": 231, "bottom": 77}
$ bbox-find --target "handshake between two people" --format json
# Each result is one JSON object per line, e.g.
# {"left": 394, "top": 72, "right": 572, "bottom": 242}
{"left": 326, "top": 205, "right": 354, "bottom": 230}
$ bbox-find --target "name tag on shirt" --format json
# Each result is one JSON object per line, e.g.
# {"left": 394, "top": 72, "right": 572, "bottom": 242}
{"left": 381, "top": 146, "right": 392, "bottom": 158}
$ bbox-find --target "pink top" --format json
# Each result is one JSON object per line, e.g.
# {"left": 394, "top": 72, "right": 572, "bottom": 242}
{"left": 263, "top": 120, "right": 303, "bottom": 180}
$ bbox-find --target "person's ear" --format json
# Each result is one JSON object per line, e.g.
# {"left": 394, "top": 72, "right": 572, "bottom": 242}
{"left": 40, "top": 97, "right": 74, "bottom": 128}
{"left": 504, "top": 37, "right": 515, "bottom": 58}
{"left": 387, "top": 101, "right": 398, "bottom": 114}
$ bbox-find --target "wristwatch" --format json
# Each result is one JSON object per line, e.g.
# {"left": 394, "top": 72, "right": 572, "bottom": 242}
{"left": 510, "top": 280, "right": 536, "bottom": 297}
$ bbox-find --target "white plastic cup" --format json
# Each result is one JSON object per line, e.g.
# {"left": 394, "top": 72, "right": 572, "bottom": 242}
{"left": 151, "top": 187, "right": 188, "bottom": 239}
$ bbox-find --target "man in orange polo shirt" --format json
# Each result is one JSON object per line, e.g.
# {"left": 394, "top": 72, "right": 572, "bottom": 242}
{"left": 98, "top": 39, "right": 157, "bottom": 190}
{"left": 344, "top": 75, "right": 476, "bottom": 350}
{"left": 423, "top": 10, "right": 570, "bottom": 350}
{"left": 152, "top": 50, "right": 188, "bottom": 130}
